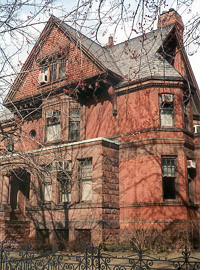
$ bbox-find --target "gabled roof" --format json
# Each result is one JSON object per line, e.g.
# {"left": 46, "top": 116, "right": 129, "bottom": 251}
{"left": 4, "top": 15, "right": 185, "bottom": 106}
{"left": 59, "top": 17, "right": 182, "bottom": 83}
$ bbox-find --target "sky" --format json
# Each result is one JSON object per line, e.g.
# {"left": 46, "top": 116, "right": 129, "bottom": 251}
{"left": 0, "top": 0, "right": 200, "bottom": 87}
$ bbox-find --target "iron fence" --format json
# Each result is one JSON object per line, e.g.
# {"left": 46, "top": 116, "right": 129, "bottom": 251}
{"left": 0, "top": 241, "right": 200, "bottom": 270}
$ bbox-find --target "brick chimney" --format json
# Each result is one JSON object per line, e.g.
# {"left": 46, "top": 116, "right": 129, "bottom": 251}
{"left": 106, "top": 35, "right": 114, "bottom": 47}
{"left": 157, "top": 9, "right": 184, "bottom": 40}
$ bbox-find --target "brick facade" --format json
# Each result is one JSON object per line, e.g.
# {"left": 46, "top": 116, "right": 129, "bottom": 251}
{"left": 0, "top": 10, "right": 199, "bottom": 248}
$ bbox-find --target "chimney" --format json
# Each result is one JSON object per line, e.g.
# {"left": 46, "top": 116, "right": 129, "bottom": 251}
{"left": 157, "top": 9, "right": 184, "bottom": 39}
{"left": 106, "top": 35, "right": 114, "bottom": 47}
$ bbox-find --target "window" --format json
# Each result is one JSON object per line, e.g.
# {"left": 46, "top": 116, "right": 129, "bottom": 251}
{"left": 59, "top": 58, "right": 66, "bottom": 79}
{"left": 57, "top": 172, "right": 72, "bottom": 203}
{"left": 46, "top": 110, "right": 61, "bottom": 141}
{"left": 39, "top": 58, "right": 67, "bottom": 84}
{"left": 50, "top": 62, "right": 57, "bottom": 82}
{"left": 42, "top": 167, "right": 52, "bottom": 202}
{"left": 69, "top": 109, "right": 80, "bottom": 140}
{"left": 6, "top": 135, "right": 14, "bottom": 152}
{"left": 162, "top": 157, "right": 177, "bottom": 200}
{"left": 183, "top": 102, "right": 188, "bottom": 130}
{"left": 159, "top": 94, "right": 174, "bottom": 127}
{"left": 55, "top": 161, "right": 72, "bottom": 203}
{"left": 187, "top": 163, "right": 196, "bottom": 204}
{"left": 79, "top": 158, "right": 93, "bottom": 201}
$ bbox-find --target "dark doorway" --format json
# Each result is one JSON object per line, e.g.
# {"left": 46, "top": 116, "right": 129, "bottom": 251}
{"left": 10, "top": 169, "right": 30, "bottom": 219}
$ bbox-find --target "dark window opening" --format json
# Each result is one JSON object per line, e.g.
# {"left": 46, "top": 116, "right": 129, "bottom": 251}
{"left": 162, "top": 157, "right": 177, "bottom": 200}
{"left": 69, "top": 109, "right": 80, "bottom": 140}
{"left": 6, "top": 135, "right": 14, "bottom": 152}
{"left": 187, "top": 169, "right": 196, "bottom": 204}
{"left": 183, "top": 102, "right": 189, "bottom": 130}
{"left": 57, "top": 171, "right": 72, "bottom": 203}
{"left": 30, "top": 129, "right": 36, "bottom": 138}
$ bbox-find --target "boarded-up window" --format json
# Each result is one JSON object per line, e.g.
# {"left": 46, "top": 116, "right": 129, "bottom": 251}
{"left": 79, "top": 158, "right": 92, "bottom": 201}
{"left": 69, "top": 109, "right": 80, "bottom": 140}
{"left": 162, "top": 157, "right": 177, "bottom": 200}
{"left": 159, "top": 94, "right": 174, "bottom": 127}
{"left": 46, "top": 110, "right": 61, "bottom": 141}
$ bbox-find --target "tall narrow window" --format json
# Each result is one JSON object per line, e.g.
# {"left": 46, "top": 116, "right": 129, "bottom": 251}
{"left": 69, "top": 109, "right": 80, "bottom": 140}
{"left": 59, "top": 58, "right": 66, "bottom": 79}
{"left": 55, "top": 161, "right": 72, "bottom": 203}
{"left": 42, "top": 166, "right": 52, "bottom": 202}
{"left": 50, "top": 63, "right": 57, "bottom": 82}
{"left": 46, "top": 110, "right": 61, "bottom": 141}
{"left": 57, "top": 172, "right": 72, "bottom": 203}
{"left": 79, "top": 158, "right": 93, "bottom": 201}
{"left": 162, "top": 157, "right": 177, "bottom": 200}
{"left": 183, "top": 102, "right": 188, "bottom": 130}
{"left": 159, "top": 94, "right": 174, "bottom": 127}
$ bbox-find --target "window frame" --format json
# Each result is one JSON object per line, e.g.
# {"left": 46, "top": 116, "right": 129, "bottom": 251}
{"left": 40, "top": 57, "right": 67, "bottom": 84}
{"left": 55, "top": 161, "right": 72, "bottom": 204}
{"left": 183, "top": 102, "right": 189, "bottom": 130}
{"left": 45, "top": 110, "right": 61, "bottom": 142}
{"left": 79, "top": 158, "right": 93, "bottom": 202}
{"left": 41, "top": 165, "right": 52, "bottom": 203}
{"left": 159, "top": 94, "right": 174, "bottom": 128}
{"left": 69, "top": 108, "right": 80, "bottom": 141}
{"left": 161, "top": 156, "right": 178, "bottom": 201}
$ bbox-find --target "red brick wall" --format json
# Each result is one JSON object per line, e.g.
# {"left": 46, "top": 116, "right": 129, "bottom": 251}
{"left": 13, "top": 25, "right": 102, "bottom": 101}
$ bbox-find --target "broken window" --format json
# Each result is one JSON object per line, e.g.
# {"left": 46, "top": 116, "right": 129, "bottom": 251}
{"left": 159, "top": 94, "right": 174, "bottom": 127}
{"left": 162, "top": 157, "right": 177, "bottom": 200}
{"left": 79, "top": 158, "right": 93, "bottom": 201}
{"left": 69, "top": 109, "right": 80, "bottom": 140}
{"left": 46, "top": 110, "right": 61, "bottom": 141}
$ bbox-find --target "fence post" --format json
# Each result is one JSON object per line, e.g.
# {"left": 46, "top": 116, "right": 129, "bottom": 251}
{"left": 0, "top": 241, "right": 4, "bottom": 270}
{"left": 97, "top": 245, "right": 102, "bottom": 270}
{"left": 138, "top": 246, "right": 143, "bottom": 270}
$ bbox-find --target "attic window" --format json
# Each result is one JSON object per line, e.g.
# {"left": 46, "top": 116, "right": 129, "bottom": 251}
{"left": 39, "top": 57, "right": 67, "bottom": 84}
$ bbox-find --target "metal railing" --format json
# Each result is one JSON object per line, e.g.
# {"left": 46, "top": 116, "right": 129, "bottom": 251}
{"left": 0, "top": 241, "right": 200, "bottom": 270}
